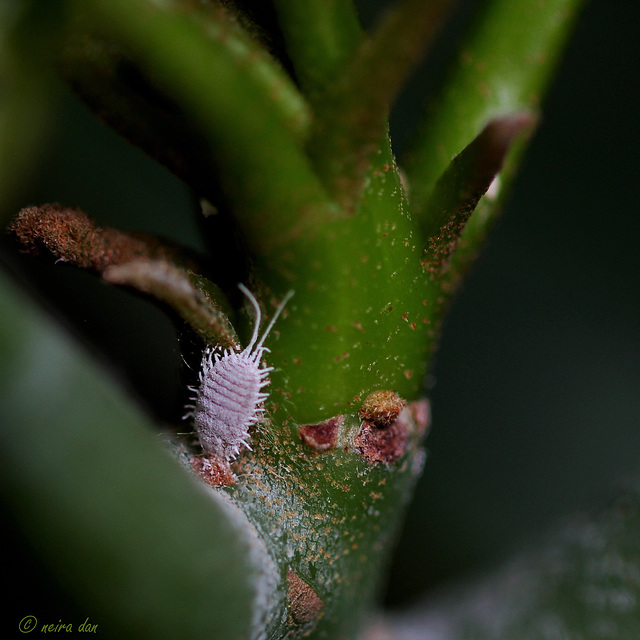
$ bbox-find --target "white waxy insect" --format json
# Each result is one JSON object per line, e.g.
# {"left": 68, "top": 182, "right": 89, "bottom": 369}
{"left": 187, "top": 283, "right": 294, "bottom": 460}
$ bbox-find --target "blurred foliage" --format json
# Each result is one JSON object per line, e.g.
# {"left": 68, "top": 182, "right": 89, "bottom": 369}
{"left": 383, "top": 481, "right": 640, "bottom": 638}
{"left": 0, "top": 268, "right": 258, "bottom": 639}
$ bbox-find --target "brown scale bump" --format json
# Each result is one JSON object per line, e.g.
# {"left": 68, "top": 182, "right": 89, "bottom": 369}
{"left": 355, "top": 418, "right": 408, "bottom": 464}
{"left": 190, "top": 455, "right": 236, "bottom": 486}
{"left": 287, "top": 568, "right": 324, "bottom": 626}
{"left": 298, "top": 415, "right": 343, "bottom": 451}
{"left": 359, "top": 390, "right": 405, "bottom": 426}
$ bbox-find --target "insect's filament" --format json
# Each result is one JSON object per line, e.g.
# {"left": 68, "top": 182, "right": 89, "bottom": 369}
{"left": 239, "top": 283, "right": 262, "bottom": 353}
{"left": 254, "top": 288, "right": 295, "bottom": 352}
{"left": 238, "top": 283, "right": 295, "bottom": 354}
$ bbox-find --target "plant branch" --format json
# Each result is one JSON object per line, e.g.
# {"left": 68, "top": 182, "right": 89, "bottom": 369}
{"left": 8, "top": 204, "right": 237, "bottom": 346}
{"left": 60, "top": 0, "right": 310, "bottom": 202}
{"left": 405, "top": 0, "right": 586, "bottom": 222}
{"left": 104, "top": 263, "right": 238, "bottom": 348}
{"left": 309, "top": 0, "right": 456, "bottom": 208}
{"left": 61, "top": 0, "right": 313, "bottom": 206}
{"left": 272, "top": 0, "right": 362, "bottom": 102}
{"left": 71, "top": 0, "right": 337, "bottom": 259}
{"left": 421, "top": 112, "right": 536, "bottom": 279}
{"left": 8, "top": 204, "right": 193, "bottom": 272}
{"left": 60, "top": 34, "right": 227, "bottom": 207}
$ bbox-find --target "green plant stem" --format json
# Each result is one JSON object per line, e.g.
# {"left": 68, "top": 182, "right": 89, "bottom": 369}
{"left": 61, "top": 0, "right": 314, "bottom": 204}
{"left": 60, "top": 34, "right": 232, "bottom": 207}
{"left": 421, "top": 112, "right": 536, "bottom": 279}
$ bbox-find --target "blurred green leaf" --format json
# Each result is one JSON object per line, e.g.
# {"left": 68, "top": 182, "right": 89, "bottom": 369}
{"left": 0, "top": 267, "right": 266, "bottom": 640}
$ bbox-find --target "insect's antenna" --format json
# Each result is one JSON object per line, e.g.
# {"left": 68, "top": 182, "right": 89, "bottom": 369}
{"left": 238, "top": 283, "right": 262, "bottom": 351}
{"left": 255, "top": 288, "right": 295, "bottom": 351}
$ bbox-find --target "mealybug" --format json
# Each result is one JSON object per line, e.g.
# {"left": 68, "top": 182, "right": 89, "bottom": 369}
{"left": 187, "top": 284, "right": 294, "bottom": 460}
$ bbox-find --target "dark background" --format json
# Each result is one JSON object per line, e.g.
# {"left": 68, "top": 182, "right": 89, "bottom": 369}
{"left": 386, "top": 0, "right": 640, "bottom": 605}
{"left": 2, "top": 0, "right": 639, "bottom": 616}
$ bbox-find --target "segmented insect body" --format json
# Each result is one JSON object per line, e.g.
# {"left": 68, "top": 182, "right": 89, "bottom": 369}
{"left": 189, "top": 284, "right": 294, "bottom": 460}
